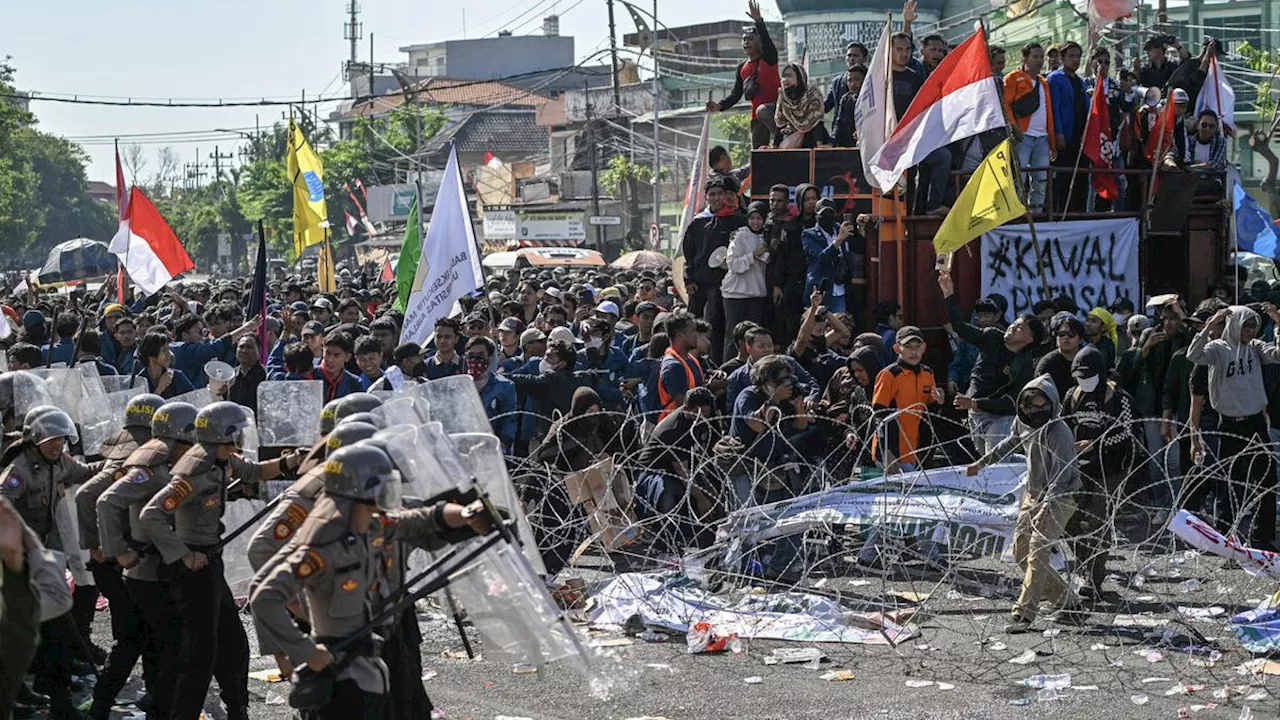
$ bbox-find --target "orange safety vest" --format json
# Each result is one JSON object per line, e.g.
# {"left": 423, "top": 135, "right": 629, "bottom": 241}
{"left": 657, "top": 347, "right": 702, "bottom": 421}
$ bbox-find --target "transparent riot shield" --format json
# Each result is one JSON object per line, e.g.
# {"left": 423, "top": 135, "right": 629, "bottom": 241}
{"left": 81, "top": 386, "right": 149, "bottom": 457}
{"left": 236, "top": 407, "right": 260, "bottom": 462}
{"left": 55, "top": 490, "right": 92, "bottom": 587}
{"left": 169, "top": 388, "right": 213, "bottom": 409}
{"left": 446, "top": 538, "right": 591, "bottom": 672}
{"left": 257, "top": 380, "right": 323, "bottom": 447}
{"left": 415, "top": 375, "right": 491, "bottom": 435}
{"left": 221, "top": 497, "right": 268, "bottom": 599}
{"left": 452, "top": 432, "right": 546, "bottom": 576}
{"left": 380, "top": 422, "right": 459, "bottom": 500}
{"left": 371, "top": 395, "right": 428, "bottom": 430}
{"left": 11, "top": 370, "right": 53, "bottom": 418}
{"left": 99, "top": 376, "right": 134, "bottom": 394}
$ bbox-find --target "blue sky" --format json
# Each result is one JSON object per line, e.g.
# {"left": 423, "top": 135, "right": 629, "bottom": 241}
{"left": 2, "top": 0, "right": 760, "bottom": 182}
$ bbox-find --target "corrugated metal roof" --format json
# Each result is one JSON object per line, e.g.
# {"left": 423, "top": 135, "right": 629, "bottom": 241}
{"left": 338, "top": 77, "right": 550, "bottom": 120}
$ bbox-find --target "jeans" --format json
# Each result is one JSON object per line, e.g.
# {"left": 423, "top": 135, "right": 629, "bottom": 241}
{"left": 968, "top": 412, "right": 1014, "bottom": 457}
{"left": 1216, "top": 413, "right": 1275, "bottom": 546}
{"left": 1141, "top": 418, "right": 1176, "bottom": 509}
{"left": 722, "top": 296, "right": 767, "bottom": 361}
{"left": 1016, "top": 134, "right": 1051, "bottom": 211}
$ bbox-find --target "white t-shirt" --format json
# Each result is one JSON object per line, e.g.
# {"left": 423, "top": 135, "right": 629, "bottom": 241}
{"left": 1026, "top": 80, "right": 1049, "bottom": 138}
{"left": 1192, "top": 137, "right": 1213, "bottom": 165}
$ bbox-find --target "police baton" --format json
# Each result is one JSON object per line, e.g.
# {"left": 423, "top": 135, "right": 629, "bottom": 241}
{"left": 208, "top": 493, "right": 284, "bottom": 555}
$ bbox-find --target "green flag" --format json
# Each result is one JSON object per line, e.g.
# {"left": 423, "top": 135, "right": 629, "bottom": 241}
{"left": 394, "top": 195, "right": 421, "bottom": 312}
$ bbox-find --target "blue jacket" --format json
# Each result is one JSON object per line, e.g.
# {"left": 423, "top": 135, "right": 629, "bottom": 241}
{"left": 1047, "top": 68, "right": 1085, "bottom": 145}
{"left": 477, "top": 374, "right": 518, "bottom": 452}
{"left": 510, "top": 356, "right": 542, "bottom": 446}
{"left": 42, "top": 339, "right": 75, "bottom": 367}
{"left": 266, "top": 337, "right": 289, "bottom": 380}
{"left": 575, "top": 345, "right": 631, "bottom": 411}
{"left": 948, "top": 336, "right": 980, "bottom": 388}
{"left": 802, "top": 225, "right": 854, "bottom": 299}
{"left": 132, "top": 367, "right": 195, "bottom": 400}
{"left": 111, "top": 347, "right": 139, "bottom": 377}
{"left": 317, "top": 367, "right": 364, "bottom": 402}
{"left": 170, "top": 337, "right": 232, "bottom": 389}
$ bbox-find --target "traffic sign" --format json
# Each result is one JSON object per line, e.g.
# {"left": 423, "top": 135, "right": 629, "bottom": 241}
{"left": 588, "top": 215, "right": 622, "bottom": 226}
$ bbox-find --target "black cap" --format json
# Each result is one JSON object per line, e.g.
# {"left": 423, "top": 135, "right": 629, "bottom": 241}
{"left": 973, "top": 297, "right": 1000, "bottom": 314}
{"left": 302, "top": 320, "right": 326, "bottom": 336}
{"left": 896, "top": 325, "right": 925, "bottom": 344}
{"left": 636, "top": 301, "right": 660, "bottom": 316}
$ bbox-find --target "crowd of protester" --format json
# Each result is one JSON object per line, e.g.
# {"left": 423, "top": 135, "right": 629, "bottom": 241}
{"left": 706, "top": 1, "right": 1229, "bottom": 215}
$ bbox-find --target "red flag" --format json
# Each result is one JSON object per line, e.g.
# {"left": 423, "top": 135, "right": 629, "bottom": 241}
{"left": 1144, "top": 98, "right": 1179, "bottom": 162}
{"left": 114, "top": 144, "right": 129, "bottom": 302}
{"left": 344, "top": 211, "right": 358, "bottom": 235}
{"left": 109, "top": 187, "right": 195, "bottom": 295}
{"left": 1083, "top": 82, "right": 1119, "bottom": 202}
{"left": 380, "top": 259, "right": 394, "bottom": 283}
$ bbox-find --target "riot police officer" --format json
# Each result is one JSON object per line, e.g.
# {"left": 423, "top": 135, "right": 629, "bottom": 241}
{"left": 95, "top": 400, "right": 198, "bottom": 720}
{"left": 249, "top": 444, "right": 488, "bottom": 719}
{"left": 246, "top": 421, "right": 379, "bottom": 677}
{"left": 138, "top": 401, "right": 302, "bottom": 720}
{"left": 1, "top": 407, "right": 104, "bottom": 718}
{"left": 300, "top": 394, "right": 384, "bottom": 475}
{"left": 73, "top": 393, "right": 163, "bottom": 719}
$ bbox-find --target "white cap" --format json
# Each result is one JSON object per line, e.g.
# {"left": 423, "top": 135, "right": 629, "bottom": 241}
{"left": 548, "top": 326, "right": 577, "bottom": 347}
{"left": 594, "top": 300, "right": 621, "bottom": 317}
{"left": 1172, "top": 87, "right": 1190, "bottom": 104}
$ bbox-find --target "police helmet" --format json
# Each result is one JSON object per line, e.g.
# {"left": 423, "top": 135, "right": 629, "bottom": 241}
{"left": 319, "top": 398, "right": 343, "bottom": 435}
{"left": 124, "top": 394, "right": 165, "bottom": 429}
{"left": 337, "top": 411, "right": 383, "bottom": 429}
{"left": 333, "top": 393, "right": 383, "bottom": 424}
{"left": 24, "top": 408, "right": 78, "bottom": 445}
{"left": 321, "top": 444, "right": 402, "bottom": 509}
{"left": 324, "top": 421, "right": 379, "bottom": 455}
{"left": 151, "top": 402, "right": 199, "bottom": 444}
{"left": 194, "top": 401, "right": 254, "bottom": 446}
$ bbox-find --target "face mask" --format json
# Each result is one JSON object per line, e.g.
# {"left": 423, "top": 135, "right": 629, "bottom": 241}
{"left": 817, "top": 214, "right": 836, "bottom": 234}
{"left": 585, "top": 337, "right": 604, "bottom": 350}
{"left": 1018, "top": 404, "right": 1053, "bottom": 428}
{"left": 466, "top": 357, "right": 488, "bottom": 381}
{"left": 539, "top": 358, "right": 556, "bottom": 374}
{"left": 1076, "top": 375, "right": 1101, "bottom": 393}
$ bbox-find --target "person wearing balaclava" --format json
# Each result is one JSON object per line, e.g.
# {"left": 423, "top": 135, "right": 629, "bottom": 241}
{"left": 463, "top": 336, "right": 517, "bottom": 453}
{"left": 967, "top": 374, "right": 1084, "bottom": 633}
{"left": 721, "top": 200, "right": 771, "bottom": 360}
{"left": 1061, "top": 346, "right": 1138, "bottom": 600}
{"left": 801, "top": 205, "right": 866, "bottom": 315}
{"left": 1187, "top": 303, "right": 1280, "bottom": 550}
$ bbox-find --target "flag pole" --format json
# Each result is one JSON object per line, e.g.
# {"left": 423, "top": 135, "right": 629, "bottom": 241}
{"left": 884, "top": 12, "right": 905, "bottom": 309}
{"left": 1143, "top": 93, "right": 1174, "bottom": 236}
{"left": 986, "top": 21, "right": 1051, "bottom": 298}
{"left": 1059, "top": 41, "right": 1095, "bottom": 222}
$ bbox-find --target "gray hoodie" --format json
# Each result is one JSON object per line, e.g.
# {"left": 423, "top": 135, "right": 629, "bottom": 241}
{"left": 978, "top": 374, "right": 1081, "bottom": 500}
{"left": 1186, "top": 305, "right": 1280, "bottom": 418}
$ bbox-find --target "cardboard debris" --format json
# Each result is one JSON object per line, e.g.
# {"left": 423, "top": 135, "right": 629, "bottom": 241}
{"left": 248, "top": 669, "right": 284, "bottom": 683}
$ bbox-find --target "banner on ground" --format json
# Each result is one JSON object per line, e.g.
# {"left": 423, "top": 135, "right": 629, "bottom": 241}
{"left": 980, "top": 217, "right": 1139, "bottom": 318}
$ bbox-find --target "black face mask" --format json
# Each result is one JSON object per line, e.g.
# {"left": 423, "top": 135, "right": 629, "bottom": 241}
{"left": 817, "top": 214, "right": 837, "bottom": 234}
{"left": 1018, "top": 405, "right": 1053, "bottom": 428}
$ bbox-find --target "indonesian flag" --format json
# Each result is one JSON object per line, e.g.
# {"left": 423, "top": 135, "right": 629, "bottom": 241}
{"left": 109, "top": 187, "right": 195, "bottom": 295}
{"left": 1083, "top": 81, "right": 1119, "bottom": 202}
{"left": 868, "top": 25, "right": 1006, "bottom": 190}
{"left": 1087, "top": 0, "right": 1136, "bottom": 27}
{"left": 1195, "top": 55, "right": 1235, "bottom": 135}
{"left": 483, "top": 149, "right": 502, "bottom": 169}
{"left": 380, "top": 258, "right": 394, "bottom": 283}
{"left": 345, "top": 211, "right": 358, "bottom": 235}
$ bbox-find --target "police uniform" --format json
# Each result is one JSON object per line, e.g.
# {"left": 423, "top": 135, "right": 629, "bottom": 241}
{"left": 246, "top": 467, "right": 324, "bottom": 658}
{"left": 0, "top": 445, "right": 103, "bottom": 547}
{"left": 74, "top": 426, "right": 158, "bottom": 719}
{"left": 250, "top": 495, "right": 453, "bottom": 719}
{"left": 137, "top": 443, "right": 275, "bottom": 720}
{"left": 96, "top": 437, "right": 186, "bottom": 718}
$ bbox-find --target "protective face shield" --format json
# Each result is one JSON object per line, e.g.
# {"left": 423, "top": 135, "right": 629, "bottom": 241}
{"left": 321, "top": 444, "right": 403, "bottom": 510}
{"left": 24, "top": 408, "right": 78, "bottom": 446}
{"left": 370, "top": 396, "right": 426, "bottom": 429}
{"left": 194, "top": 401, "right": 259, "bottom": 457}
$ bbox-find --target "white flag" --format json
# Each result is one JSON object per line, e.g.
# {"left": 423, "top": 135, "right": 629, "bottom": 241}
{"left": 399, "top": 146, "right": 486, "bottom": 345}
{"left": 676, "top": 115, "right": 712, "bottom": 249}
{"left": 1194, "top": 55, "right": 1235, "bottom": 135}
{"left": 855, "top": 21, "right": 897, "bottom": 191}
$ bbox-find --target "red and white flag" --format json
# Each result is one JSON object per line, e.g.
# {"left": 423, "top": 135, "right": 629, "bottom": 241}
{"left": 1083, "top": 81, "right": 1119, "bottom": 202}
{"left": 345, "top": 211, "right": 358, "bottom": 235}
{"left": 1195, "top": 55, "right": 1235, "bottom": 135}
{"left": 1087, "top": 0, "right": 1136, "bottom": 27}
{"left": 109, "top": 187, "right": 195, "bottom": 295}
{"left": 868, "top": 25, "right": 1007, "bottom": 190}
{"left": 482, "top": 149, "right": 503, "bottom": 169}
{"left": 114, "top": 145, "right": 130, "bottom": 302}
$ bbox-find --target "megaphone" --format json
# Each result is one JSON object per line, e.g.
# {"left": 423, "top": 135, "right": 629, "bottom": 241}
{"left": 205, "top": 360, "right": 235, "bottom": 397}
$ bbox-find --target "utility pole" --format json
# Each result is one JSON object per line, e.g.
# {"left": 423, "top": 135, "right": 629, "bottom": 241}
{"left": 344, "top": 1, "right": 363, "bottom": 77}
{"left": 185, "top": 147, "right": 207, "bottom": 190}
{"left": 607, "top": 0, "right": 622, "bottom": 114}
{"left": 586, "top": 77, "right": 603, "bottom": 251}
{"left": 209, "top": 146, "right": 234, "bottom": 187}
{"left": 369, "top": 33, "right": 375, "bottom": 102}
{"left": 651, "top": 0, "right": 661, "bottom": 244}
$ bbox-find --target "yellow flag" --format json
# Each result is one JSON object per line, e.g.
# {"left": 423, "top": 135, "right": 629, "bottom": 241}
{"left": 288, "top": 120, "right": 328, "bottom": 257}
{"left": 317, "top": 236, "right": 337, "bottom": 293}
{"left": 933, "top": 138, "right": 1026, "bottom": 255}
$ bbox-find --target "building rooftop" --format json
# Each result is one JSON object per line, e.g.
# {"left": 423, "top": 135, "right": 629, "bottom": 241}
{"left": 423, "top": 108, "right": 547, "bottom": 160}
{"left": 336, "top": 77, "right": 551, "bottom": 120}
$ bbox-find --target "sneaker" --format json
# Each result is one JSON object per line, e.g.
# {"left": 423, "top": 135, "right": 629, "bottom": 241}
{"left": 1004, "top": 615, "right": 1033, "bottom": 634}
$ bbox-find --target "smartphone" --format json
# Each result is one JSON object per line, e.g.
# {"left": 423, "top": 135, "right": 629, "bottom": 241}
{"left": 935, "top": 252, "right": 952, "bottom": 271}
{"left": 843, "top": 212, "right": 854, "bottom": 225}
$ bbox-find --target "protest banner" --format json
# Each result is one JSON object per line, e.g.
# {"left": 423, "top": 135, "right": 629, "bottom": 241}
{"left": 980, "top": 217, "right": 1139, "bottom": 317}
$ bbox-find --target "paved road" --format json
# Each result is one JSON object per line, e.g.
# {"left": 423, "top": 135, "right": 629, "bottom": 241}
{"left": 78, "top": 541, "right": 1278, "bottom": 720}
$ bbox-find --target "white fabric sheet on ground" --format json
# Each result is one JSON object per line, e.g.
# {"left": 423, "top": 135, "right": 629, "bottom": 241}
{"left": 590, "top": 572, "right": 918, "bottom": 645}
{"left": 1168, "top": 509, "right": 1280, "bottom": 579}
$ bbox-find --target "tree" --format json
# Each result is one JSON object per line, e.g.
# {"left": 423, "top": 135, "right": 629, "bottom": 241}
{"left": 601, "top": 156, "right": 654, "bottom": 239}
{"left": 1238, "top": 42, "right": 1280, "bottom": 209}
{"left": 121, "top": 143, "right": 147, "bottom": 186}
{"left": 18, "top": 129, "right": 115, "bottom": 251}
{"left": 0, "top": 59, "right": 38, "bottom": 258}
{"left": 716, "top": 112, "right": 754, "bottom": 167}
{"left": 150, "top": 147, "right": 181, "bottom": 194}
